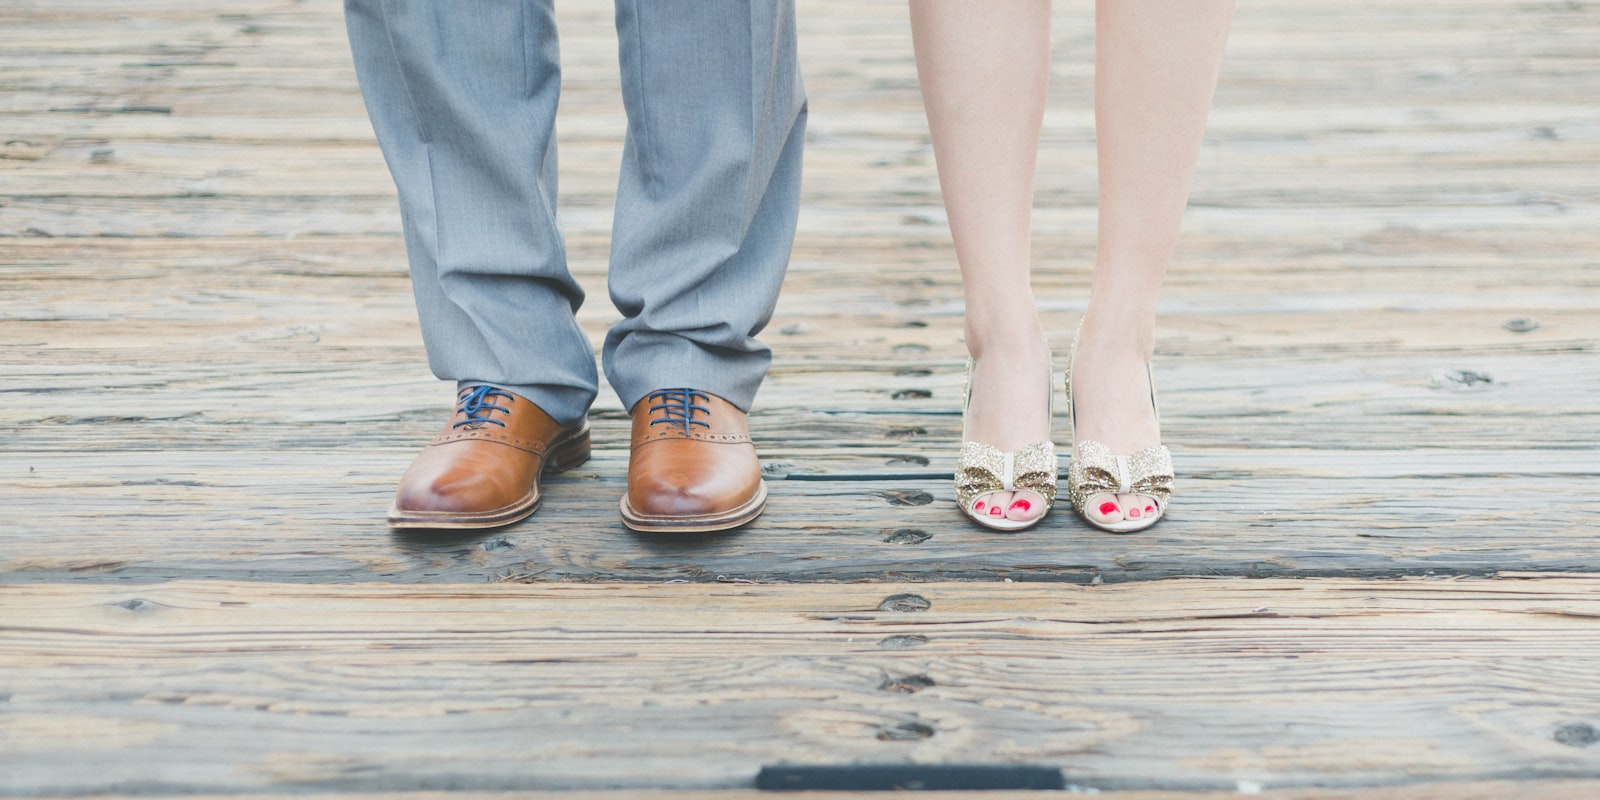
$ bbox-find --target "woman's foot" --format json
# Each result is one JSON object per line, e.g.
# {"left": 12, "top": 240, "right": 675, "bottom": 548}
{"left": 962, "top": 334, "right": 1054, "bottom": 524}
{"left": 1068, "top": 319, "right": 1166, "bottom": 528}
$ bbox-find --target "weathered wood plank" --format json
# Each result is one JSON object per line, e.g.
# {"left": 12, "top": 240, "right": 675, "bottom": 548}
{"left": 0, "top": 0, "right": 1595, "bottom": 596}
{"left": 3, "top": 444, "right": 1596, "bottom": 585}
{"left": 3, "top": 1, "right": 1600, "bottom": 797}
{"left": 13, "top": 790, "right": 1600, "bottom": 800}
{"left": 5, "top": 578, "right": 1600, "bottom": 793}
{"left": 3, "top": 0, "right": 1598, "bottom": 596}
{"left": 16, "top": 789, "right": 1600, "bottom": 800}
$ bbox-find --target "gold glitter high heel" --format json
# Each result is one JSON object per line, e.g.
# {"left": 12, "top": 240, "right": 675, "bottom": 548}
{"left": 955, "top": 355, "right": 1057, "bottom": 532}
{"left": 1065, "top": 325, "right": 1174, "bottom": 534}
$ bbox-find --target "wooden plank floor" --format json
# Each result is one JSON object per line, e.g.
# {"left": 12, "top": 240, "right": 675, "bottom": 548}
{"left": 7, "top": 578, "right": 1600, "bottom": 795}
{"left": 3, "top": 0, "right": 1599, "bottom": 795}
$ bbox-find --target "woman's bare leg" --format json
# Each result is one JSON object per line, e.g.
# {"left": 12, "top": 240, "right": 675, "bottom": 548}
{"left": 1074, "top": 0, "right": 1233, "bottom": 526}
{"left": 911, "top": 0, "right": 1053, "bottom": 523}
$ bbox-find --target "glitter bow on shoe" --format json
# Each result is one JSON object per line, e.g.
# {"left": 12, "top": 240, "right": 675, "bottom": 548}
{"left": 957, "top": 440, "right": 1059, "bottom": 523}
{"left": 1066, "top": 439, "right": 1173, "bottom": 520}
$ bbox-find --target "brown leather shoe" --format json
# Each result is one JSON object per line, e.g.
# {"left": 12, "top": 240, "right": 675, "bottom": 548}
{"left": 620, "top": 388, "right": 767, "bottom": 533}
{"left": 388, "top": 386, "right": 591, "bottom": 529}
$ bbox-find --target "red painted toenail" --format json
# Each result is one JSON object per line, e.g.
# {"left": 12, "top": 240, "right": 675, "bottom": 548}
{"left": 974, "top": 501, "right": 986, "bottom": 511}
{"left": 1129, "top": 508, "right": 1142, "bottom": 518}
{"left": 1145, "top": 505, "right": 1154, "bottom": 513}
{"left": 1011, "top": 499, "right": 1031, "bottom": 512}
{"left": 990, "top": 506, "right": 1004, "bottom": 517}
{"left": 1098, "top": 501, "right": 1119, "bottom": 515}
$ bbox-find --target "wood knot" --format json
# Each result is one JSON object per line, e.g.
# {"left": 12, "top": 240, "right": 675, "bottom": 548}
{"left": 1434, "top": 369, "right": 1493, "bottom": 389}
{"left": 1555, "top": 723, "right": 1598, "bottom": 747}
{"left": 879, "top": 634, "right": 929, "bottom": 649}
{"left": 762, "top": 461, "right": 815, "bottom": 478}
{"left": 878, "top": 593, "right": 930, "bottom": 613}
{"left": 112, "top": 598, "right": 155, "bottom": 612}
{"left": 873, "top": 490, "right": 933, "bottom": 507}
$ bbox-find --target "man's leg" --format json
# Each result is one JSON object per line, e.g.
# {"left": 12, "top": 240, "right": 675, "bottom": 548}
{"left": 345, "top": 0, "right": 597, "bottom": 423}
{"left": 607, "top": 0, "right": 806, "bottom": 532}
{"left": 605, "top": 0, "right": 806, "bottom": 410}
{"left": 346, "top": 0, "right": 597, "bottom": 528}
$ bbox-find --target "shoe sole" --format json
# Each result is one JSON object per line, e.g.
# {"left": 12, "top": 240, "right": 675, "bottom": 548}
{"left": 1080, "top": 506, "right": 1165, "bottom": 534}
{"left": 963, "top": 503, "right": 1053, "bottom": 532}
{"left": 386, "top": 425, "right": 592, "bottom": 530}
{"left": 618, "top": 481, "right": 768, "bottom": 534}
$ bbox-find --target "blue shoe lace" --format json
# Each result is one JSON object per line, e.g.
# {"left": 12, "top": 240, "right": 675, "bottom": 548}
{"left": 453, "top": 385, "right": 513, "bottom": 428}
{"left": 647, "top": 388, "right": 711, "bottom": 434}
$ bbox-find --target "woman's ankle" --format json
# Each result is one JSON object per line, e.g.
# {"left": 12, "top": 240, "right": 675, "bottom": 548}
{"left": 1077, "top": 306, "right": 1155, "bottom": 362}
{"left": 965, "top": 319, "right": 1047, "bottom": 362}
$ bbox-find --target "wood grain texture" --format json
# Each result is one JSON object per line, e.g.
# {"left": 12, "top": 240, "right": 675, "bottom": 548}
{"left": 1, "top": 0, "right": 1596, "bottom": 586}
{"left": 2, "top": 444, "right": 1598, "bottom": 585}
{"left": 5, "top": 578, "right": 1600, "bottom": 794}
{"left": 2, "top": 1, "right": 1599, "bottom": 795}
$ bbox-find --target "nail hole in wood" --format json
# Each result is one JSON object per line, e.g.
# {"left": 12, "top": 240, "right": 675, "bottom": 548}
{"left": 883, "top": 528, "right": 931, "bottom": 545}
{"left": 878, "top": 593, "right": 931, "bottom": 613}
{"left": 879, "top": 674, "right": 935, "bottom": 693}
{"left": 877, "top": 720, "right": 936, "bottom": 741}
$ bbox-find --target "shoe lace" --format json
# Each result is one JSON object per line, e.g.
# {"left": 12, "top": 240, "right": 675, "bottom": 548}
{"left": 647, "top": 388, "right": 711, "bottom": 434}
{"left": 453, "top": 385, "right": 514, "bottom": 428}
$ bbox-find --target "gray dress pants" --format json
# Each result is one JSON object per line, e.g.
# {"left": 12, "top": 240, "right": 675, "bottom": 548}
{"left": 344, "top": 0, "right": 807, "bottom": 426}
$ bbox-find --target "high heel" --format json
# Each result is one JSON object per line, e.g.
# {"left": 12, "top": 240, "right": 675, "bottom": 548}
{"left": 955, "top": 354, "right": 1057, "bottom": 532}
{"left": 1065, "top": 325, "right": 1174, "bottom": 534}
